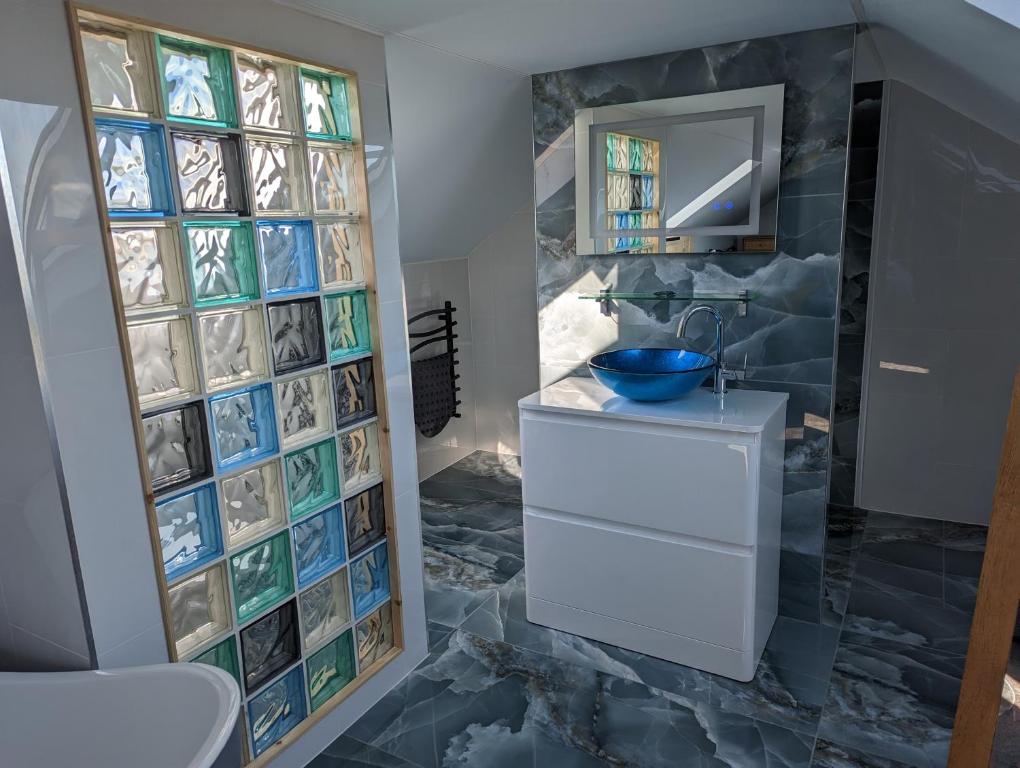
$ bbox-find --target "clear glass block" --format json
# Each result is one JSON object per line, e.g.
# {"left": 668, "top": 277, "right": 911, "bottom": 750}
{"left": 344, "top": 484, "right": 384, "bottom": 558}
{"left": 230, "top": 530, "right": 294, "bottom": 623}
{"left": 112, "top": 224, "right": 188, "bottom": 314}
{"left": 239, "top": 599, "right": 299, "bottom": 694}
{"left": 209, "top": 383, "right": 279, "bottom": 471}
{"left": 323, "top": 291, "right": 371, "bottom": 362}
{"left": 79, "top": 18, "right": 155, "bottom": 116}
{"left": 355, "top": 601, "right": 393, "bottom": 669}
{"left": 95, "top": 118, "right": 175, "bottom": 217}
{"left": 127, "top": 315, "right": 198, "bottom": 409}
{"left": 236, "top": 53, "right": 297, "bottom": 132}
{"left": 307, "top": 629, "right": 355, "bottom": 711}
{"left": 276, "top": 371, "right": 332, "bottom": 450}
{"left": 191, "top": 635, "right": 240, "bottom": 686}
{"left": 350, "top": 541, "right": 390, "bottom": 619}
{"left": 156, "top": 482, "right": 222, "bottom": 582}
{"left": 184, "top": 222, "right": 260, "bottom": 307}
{"left": 266, "top": 298, "right": 325, "bottom": 376}
{"left": 308, "top": 144, "right": 356, "bottom": 215}
{"left": 293, "top": 505, "right": 345, "bottom": 588}
{"left": 168, "top": 562, "right": 230, "bottom": 658}
{"left": 142, "top": 401, "right": 211, "bottom": 496}
{"left": 248, "top": 665, "right": 306, "bottom": 757}
{"left": 172, "top": 131, "right": 249, "bottom": 214}
{"left": 300, "top": 69, "right": 351, "bottom": 141}
{"left": 284, "top": 438, "right": 340, "bottom": 521}
{"left": 299, "top": 569, "right": 350, "bottom": 650}
{"left": 332, "top": 359, "right": 376, "bottom": 429}
{"left": 338, "top": 422, "right": 381, "bottom": 491}
{"left": 221, "top": 459, "right": 285, "bottom": 550}
{"left": 157, "top": 35, "right": 237, "bottom": 127}
{"left": 257, "top": 220, "right": 318, "bottom": 297}
{"left": 247, "top": 137, "right": 308, "bottom": 214}
{"left": 316, "top": 221, "right": 364, "bottom": 289}
{"left": 197, "top": 307, "right": 268, "bottom": 392}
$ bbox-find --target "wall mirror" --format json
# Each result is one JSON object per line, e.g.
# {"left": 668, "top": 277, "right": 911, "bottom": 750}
{"left": 574, "top": 84, "right": 784, "bottom": 255}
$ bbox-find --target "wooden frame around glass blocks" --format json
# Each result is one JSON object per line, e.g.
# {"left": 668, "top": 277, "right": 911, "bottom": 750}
{"left": 67, "top": 6, "right": 403, "bottom": 764}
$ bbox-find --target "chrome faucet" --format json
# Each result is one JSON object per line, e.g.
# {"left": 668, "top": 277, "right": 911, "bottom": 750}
{"left": 676, "top": 304, "right": 745, "bottom": 395}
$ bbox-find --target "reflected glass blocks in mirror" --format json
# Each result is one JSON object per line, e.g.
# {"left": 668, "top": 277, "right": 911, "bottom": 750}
{"left": 79, "top": 18, "right": 156, "bottom": 116}
{"left": 344, "top": 484, "right": 384, "bottom": 558}
{"left": 307, "top": 629, "right": 355, "bottom": 711}
{"left": 184, "top": 221, "right": 260, "bottom": 307}
{"left": 221, "top": 459, "right": 285, "bottom": 551}
{"left": 230, "top": 530, "right": 294, "bottom": 623}
{"left": 300, "top": 70, "right": 351, "bottom": 141}
{"left": 299, "top": 569, "right": 350, "bottom": 650}
{"left": 267, "top": 298, "right": 325, "bottom": 375}
{"left": 190, "top": 635, "right": 240, "bottom": 686}
{"left": 157, "top": 35, "right": 237, "bottom": 127}
{"left": 169, "top": 562, "right": 230, "bottom": 658}
{"left": 209, "top": 383, "right": 279, "bottom": 471}
{"left": 324, "top": 290, "right": 370, "bottom": 362}
{"left": 248, "top": 137, "right": 308, "bottom": 214}
{"left": 142, "top": 400, "right": 211, "bottom": 496}
{"left": 113, "top": 224, "right": 187, "bottom": 314}
{"left": 339, "top": 422, "right": 381, "bottom": 491}
{"left": 332, "top": 358, "right": 376, "bottom": 429}
{"left": 276, "top": 371, "right": 332, "bottom": 450}
{"left": 308, "top": 144, "right": 356, "bottom": 215}
{"left": 316, "top": 221, "right": 364, "bottom": 289}
{"left": 156, "top": 483, "right": 222, "bottom": 582}
{"left": 240, "top": 599, "right": 299, "bottom": 694}
{"left": 248, "top": 665, "right": 305, "bottom": 757}
{"left": 236, "top": 54, "right": 297, "bottom": 132}
{"left": 293, "top": 505, "right": 345, "bottom": 588}
{"left": 197, "top": 306, "right": 268, "bottom": 392}
{"left": 172, "top": 131, "right": 249, "bottom": 215}
{"left": 257, "top": 221, "right": 318, "bottom": 297}
{"left": 355, "top": 601, "right": 393, "bottom": 669}
{"left": 284, "top": 438, "right": 340, "bottom": 521}
{"left": 350, "top": 541, "right": 389, "bottom": 619}
{"left": 95, "top": 118, "right": 175, "bottom": 217}
{"left": 127, "top": 314, "right": 198, "bottom": 409}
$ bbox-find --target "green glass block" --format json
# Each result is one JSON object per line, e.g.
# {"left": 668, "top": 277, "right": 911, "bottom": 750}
{"left": 629, "top": 137, "right": 642, "bottom": 172}
{"left": 605, "top": 133, "right": 615, "bottom": 172}
{"left": 300, "top": 69, "right": 351, "bottom": 141}
{"left": 230, "top": 530, "right": 294, "bottom": 623}
{"left": 307, "top": 629, "right": 355, "bottom": 711}
{"left": 191, "top": 636, "right": 240, "bottom": 687}
{"left": 284, "top": 438, "right": 340, "bottom": 521}
{"left": 183, "top": 222, "right": 260, "bottom": 307}
{"left": 324, "top": 291, "right": 371, "bottom": 362}
{"left": 157, "top": 35, "right": 237, "bottom": 127}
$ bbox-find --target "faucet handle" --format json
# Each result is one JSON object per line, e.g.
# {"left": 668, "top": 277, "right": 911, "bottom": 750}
{"left": 718, "top": 354, "right": 747, "bottom": 394}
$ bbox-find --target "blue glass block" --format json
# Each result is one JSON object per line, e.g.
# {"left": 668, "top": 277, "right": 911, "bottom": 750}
{"left": 642, "top": 175, "right": 654, "bottom": 209}
{"left": 351, "top": 541, "right": 389, "bottom": 619}
{"left": 257, "top": 221, "right": 319, "bottom": 297}
{"left": 94, "top": 118, "right": 175, "bottom": 217}
{"left": 248, "top": 665, "right": 306, "bottom": 757}
{"left": 156, "top": 483, "right": 222, "bottom": 582}
{"left": 293, "top": 504, "right": 345, "bottom": 588}
{"left": 209, "top": 383, "right": 279, "bottom": 472}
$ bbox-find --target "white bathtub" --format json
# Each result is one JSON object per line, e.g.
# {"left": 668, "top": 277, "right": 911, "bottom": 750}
{"left": 0, "top": 663, "right": 243, "bottom": 768}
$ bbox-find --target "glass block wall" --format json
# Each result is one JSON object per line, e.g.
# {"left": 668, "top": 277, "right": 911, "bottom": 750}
{"left": 71, "top": 10, "right": 400, "bottom": 762}
{"left": 606, "top": 132, "right": 659, "bottom": 253}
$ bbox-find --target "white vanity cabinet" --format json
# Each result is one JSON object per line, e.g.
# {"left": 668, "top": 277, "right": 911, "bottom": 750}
{"left": 518, "top": 376, "right": 787, "bottom": 681}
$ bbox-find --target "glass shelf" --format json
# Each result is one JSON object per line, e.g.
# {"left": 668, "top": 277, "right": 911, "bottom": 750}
{"left": 578, "top": 289, "right": 751, "bottom": 316}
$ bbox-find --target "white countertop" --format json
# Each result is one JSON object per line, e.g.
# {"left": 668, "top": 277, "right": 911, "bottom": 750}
{"left": 518, "top": 376, "right": 788, "bottom": 433}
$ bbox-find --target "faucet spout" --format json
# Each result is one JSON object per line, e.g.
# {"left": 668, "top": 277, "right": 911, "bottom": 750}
{"left": 677, "top": 304, "right": 726, "bottom": 394}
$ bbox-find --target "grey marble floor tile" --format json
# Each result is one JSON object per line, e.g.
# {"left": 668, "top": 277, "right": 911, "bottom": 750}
{"left": 942, "top": 521, "right": 986, "bottom": 579}
{"left": 312, "top": 735, "right": 424, "bottom": 768}
{"left": 420, "top": 451, "right": 522, "bottom": 501}
{"left": 821, "top": 554, "right": 854, "bottom": 628}
{"left": 422, "top": 542, "right": 520, "bottom": 628}
{"left": 811, "top": 738, "right": 916, "bottom": 768}
{"left": 427, "top": 621, "right": 454, "bottom": 650}
{"left": 863, "top": 512, "right": 942, "bottom": 546}
{"left": 420, "top": 497, "right": 524, "bottom": 557}
{"left": 825, "top": 506, "right": 867, "bottom": 558}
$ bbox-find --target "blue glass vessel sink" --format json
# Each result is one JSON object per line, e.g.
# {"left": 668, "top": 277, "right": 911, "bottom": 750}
{"left": 588, "top": 348, "right": 715, "bottom": 402}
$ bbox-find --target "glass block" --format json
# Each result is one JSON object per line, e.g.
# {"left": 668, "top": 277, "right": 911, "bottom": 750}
{"left": 629, "top": 137, "right": 642, "bottom": 172}
{"left": 308, "top": 144, "right": 356, "bottom": 215}
{"left": 248, "top": 665, "right": 306, "bottom": 757}
{"left": 324, "top": 291, "right": 371, "bottom": 362}
{"left": 230, "top": 530, "right": 294, "bottom": 623}
{"left": 79, "top": 18, "right": 155, "bottom": 116}
{"left": 184, "top": 222, "right": 260, "bottom": 307}
{"left": 95, "top": 118, "right": 174, "bottom": 217}
{"left": 168, "top": 563, "right": 230, "bottom": 658}
{"left": 172, "top": 131, "right": 249, "bottom": 214}
{"left": 345, "top": 484, "right": 385, "bottom": 558}
{"left": 300, "top": 69, "right": 351, "bottom": 141}
{"left": 355, "top": 601, "right": 394, "bottom": 668}
{"left": 197, "top": 307, "right": 268, "bottom": 392}
{"left": 157, "top": 35, "right": 237, "bottom": 127}
{"left": 248, "top": 138, "right": 308, "bottom": 214}
{"left": 156, "top": 482, "right": 222, "bottom": 582}
{"left": 351, "top": 541, "right": 390, "bottom": 619}
{"left": 605, "top": 133, "right": 616, "bottom": 172}
{"left": 293, "top": 505, "right": 345, "bottom": 588}
{"left": 257, "top": 221, "right": 318, "bottom": 297}
{"left": 236, "top": 53, "right": 297, "bottom": 132}
{"left": 112, "top": 224, "right": 187, "bottom": 314}
{"left": 613, "top": 134, "right": 628, "bottom": 172}
{"left": 642, "top": 175, "right": 655, "bottom": 209}
{"left": 222, "top": 459, "right": 285, "bottom": 550}
{"left": 299, "top": 569, "right": 350, "bottom": 650}
{"left": 209, "top": 383, "right": 279, "bottom": 472}
{"left": 284, "top": 438, "right": 340, "bottom": 521}
{"left": 142, "top": 401, "right": 211, "bottom": 496}
{"left": 276, "top": 371, "right": 332, "bottom": 450}
{"left": 316, "top": 221, "right": 364, "bottom": 288}
{"left": 127, "top": 315, "right": 198, "bottom": 409}
{"left": 339, "top": 422, "right": 381, "bottom": 492}
{"left": 190, "top": 635, "right": 241, "bottom": 686}
{"left": 267, "top": 298, "right": 326, "bottom": 376}
{"left": 307, "top": 629, "right": 355, "bottom": 711}
{"left": 630, "top": 174, "right": 642, "bottom": 211}
{"left": 240, "top": 599, "right": 299, "bottom": 694}
{"left": 332, "top": 359, "right": 376, "bottom": 429}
